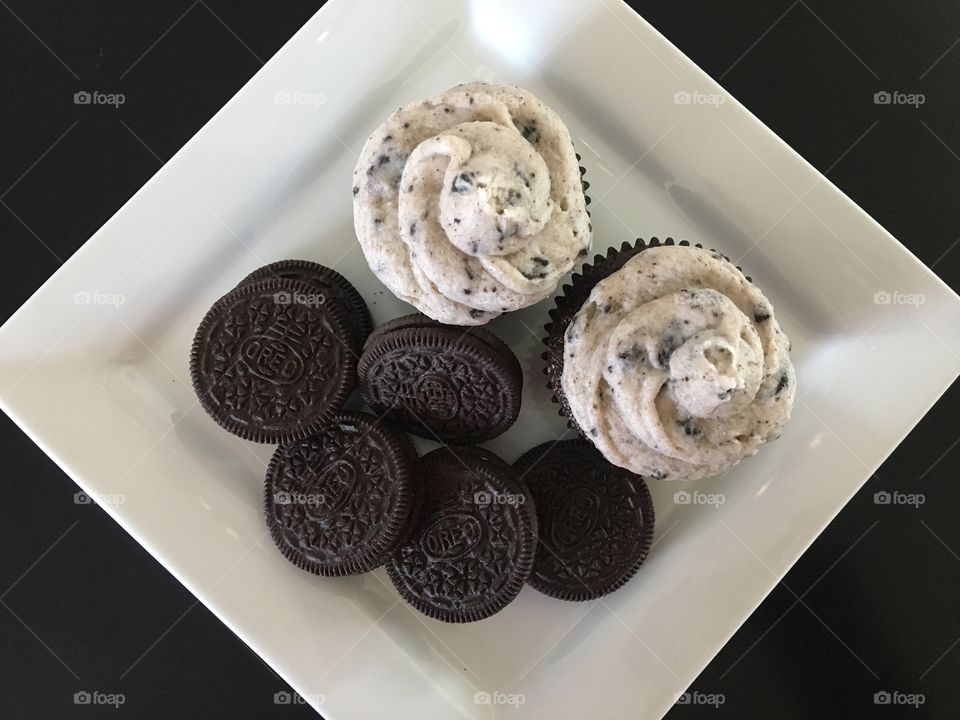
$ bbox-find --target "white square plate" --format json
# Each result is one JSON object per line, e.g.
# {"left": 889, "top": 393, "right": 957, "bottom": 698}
{"left": 2, "top": 1, "right": 959, "bottom": 718}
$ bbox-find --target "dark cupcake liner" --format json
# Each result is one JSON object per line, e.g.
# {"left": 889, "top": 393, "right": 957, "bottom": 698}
{"left": 576, "top": 151, "right": 593, "bottom": 237}
{"left": 542, "top": 237, "right": 751, "bottom": 438}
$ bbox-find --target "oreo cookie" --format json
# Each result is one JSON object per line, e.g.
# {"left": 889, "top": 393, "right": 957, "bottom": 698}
{"left": 359, "top": 315, "right": 522, "bottom": 444}
{"left": 239, "top": 260, "right": 372, "bottom": 356}
{"left": 386, "top": 446, "right": 537, "bottom": 623}
{"left": 264, "top": 412, "right": 424, "bottom": 576}
{"left": 361, "top": 313, "right": 443, "bottom": 352}
{"left": 513, "top": 440, "right": 655, "bottom": 601}
{"left": 190, "top": 278, "right": 355, "bottom": 443}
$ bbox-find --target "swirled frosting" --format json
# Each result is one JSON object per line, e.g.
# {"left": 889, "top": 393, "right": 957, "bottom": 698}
{"left": 562, "top": 246, "right": 795, "bottom": 482}
{"left": 353, "top": 83, "right": 591, "bottom": 325}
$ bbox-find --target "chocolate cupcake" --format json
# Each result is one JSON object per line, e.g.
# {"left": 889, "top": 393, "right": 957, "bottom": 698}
{"left": 353, "top": 82, "right": 591, "bottom": 325}
{"left": 544, "top": 238, "right": 796, "bottom": 483}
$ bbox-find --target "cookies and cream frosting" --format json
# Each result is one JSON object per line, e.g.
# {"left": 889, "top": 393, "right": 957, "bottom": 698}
{"left": 353, "top": 83, "right": 591, "bottom": 325}
{"left": 562, "top": 246, "right": 795, "bottom": 482}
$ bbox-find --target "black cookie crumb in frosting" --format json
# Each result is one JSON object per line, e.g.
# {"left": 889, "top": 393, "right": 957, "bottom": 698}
{"left": 264, "top": 412, "right": 424, "bottom": 576}
{"left": 238, "top": 260, "right": 373, "bottom": 356}
{"left": 359, "top": 315, "right": 521, "bottom": 444}
{"left": 542, "top": 237, "right": 750, "bottom": 436}
{"left": 514, "top": 440, "right": 654, "bottom": 601}
{"left": 546, "top": 236, "right": 794, "bottom": 483}
{"left": 386, "top": 446, "right": 537, "bottom": 622}
{"left": 352, "top": 83, "right": 592, "bottom": 326}
{"left": 190, "top": 278, "right": 355, "bottom": 444}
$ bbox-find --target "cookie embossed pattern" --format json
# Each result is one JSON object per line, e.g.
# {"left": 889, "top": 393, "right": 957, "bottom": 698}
{"left": 386, "top": 447, "right": 538, "bottom": 623}
{"left": 239, "top": 259, "right": 373, "bottom": 356}
{"left": 359, "top": 314, "right": 523, "bottom": 443}
{"left": 190, "top": 278, "right": 356, "bottom": 444}
{"left": 264, "top": 412, "right": 423, "bottom": 576}
{"left": 515, "top": 440, "right": 655, "bottom": 601}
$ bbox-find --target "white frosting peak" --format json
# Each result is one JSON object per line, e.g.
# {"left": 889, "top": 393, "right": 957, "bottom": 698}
{"left": 562, "top": 247, "right": 795, "bottom": 482}
{"left": 353, "top": 83, "right": 590, "bottom": 325}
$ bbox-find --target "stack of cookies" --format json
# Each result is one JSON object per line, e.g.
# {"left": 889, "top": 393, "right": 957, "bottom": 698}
{"left": 190, "top": 257, "right": 655, "bottom": 622}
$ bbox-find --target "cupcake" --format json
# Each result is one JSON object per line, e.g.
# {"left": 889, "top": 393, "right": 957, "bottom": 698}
{"left": 353, "top": 82, "right": 591, "bottom": 325}
{"left": 545, "top": 238, "right": 796, "bottom": 483}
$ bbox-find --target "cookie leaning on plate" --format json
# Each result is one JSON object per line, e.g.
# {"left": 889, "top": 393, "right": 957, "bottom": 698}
{"left": 358, "top": 314, "right": 522, "bottom": 444}
{"left": 264, "top": 412, "right": 424, "bottom": 576}
{"left": 386, "top": 446, "right": 537, "bottom": 623}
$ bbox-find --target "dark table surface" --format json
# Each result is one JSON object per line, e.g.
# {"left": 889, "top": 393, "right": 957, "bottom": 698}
{"left": 1, "top": 2, "right": 958, "bottom": 718}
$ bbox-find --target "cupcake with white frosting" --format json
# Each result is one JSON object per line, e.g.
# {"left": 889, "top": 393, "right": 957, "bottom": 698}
{"left": 353, "top": 83, "right": 591, "bottom": 325}
{"left": 544, "top": 238, "right": 795, "bottom": 483}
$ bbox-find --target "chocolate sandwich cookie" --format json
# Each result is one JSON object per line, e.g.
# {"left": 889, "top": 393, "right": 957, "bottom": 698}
{"left": 359, "top": 316, "right": 522, "bottom": 444}
{"left": 387, "top": 446, "right": 537, "bottom": 623}
{"left": 190, "top": 278, "right": 355, "bottom": 443}
{"left": 239, "top": 260, "right": 373, "bottom": 356}
{"left": 361, "top": 313, "right": 516, "bottom": 360}
{"left": 513, "top": 440, "right": 655, "bottom": 601}
{"left": 360, "top": 313, "right": 441, "bottom": 353}
{"left": 264, "top": 412, "right": 424, "bottom": 576}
